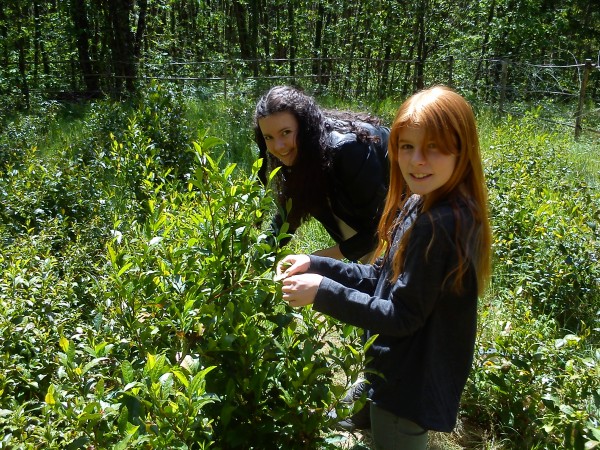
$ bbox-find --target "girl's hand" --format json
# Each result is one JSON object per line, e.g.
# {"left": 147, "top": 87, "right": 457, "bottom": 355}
{"left": 274, "top": 254, "right": 310, "bottom": 281}
{"left": 280, "top": 273, "right": 323, "bottom": 307}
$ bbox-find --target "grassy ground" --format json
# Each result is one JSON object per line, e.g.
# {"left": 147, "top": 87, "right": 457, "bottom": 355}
{"left": 331, "top": 421, "right": 507, "bottom": 449}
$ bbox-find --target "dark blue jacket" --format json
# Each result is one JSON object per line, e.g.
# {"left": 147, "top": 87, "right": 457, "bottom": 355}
{"left": 308, "top": 197, "right": 478, "bottom": 432}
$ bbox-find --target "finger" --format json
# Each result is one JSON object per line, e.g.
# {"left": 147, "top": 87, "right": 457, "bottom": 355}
{"left": 274, "top": 272, "right": 287, "bottom": 282}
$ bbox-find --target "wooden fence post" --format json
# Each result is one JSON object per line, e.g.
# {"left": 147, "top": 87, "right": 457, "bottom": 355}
{"left": 223, "top": 60, "right": 228, "bottom": 100}
{"left": 574, "top": 58, "right": 593, "bottom": 140}
{"left": 499, "top": 59, "right": 508, "bottom": 114}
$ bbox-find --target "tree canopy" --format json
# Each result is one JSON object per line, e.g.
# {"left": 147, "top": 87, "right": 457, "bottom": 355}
{"left": 1, "top": 0, "right": 599, "bottom": 105}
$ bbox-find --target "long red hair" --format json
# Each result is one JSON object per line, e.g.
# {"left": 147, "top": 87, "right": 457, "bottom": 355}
{"left": 374, "top": 86, "right": 492, "bottom": 296}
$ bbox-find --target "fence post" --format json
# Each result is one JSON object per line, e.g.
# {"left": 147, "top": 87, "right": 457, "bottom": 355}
{"left": 574, "top": 58, "right": 593, "bottom": 140}
{"left": 223, "top": 60, "right": 228, "bottom": 100}
{"left": 499, "top": 59, "right": 508, "bottom": 114}
{"left": 71, "top": 58, "right": 77, "bottom": 91}
{"left": 447, "top": 55, "right": 454, "bottom": 87}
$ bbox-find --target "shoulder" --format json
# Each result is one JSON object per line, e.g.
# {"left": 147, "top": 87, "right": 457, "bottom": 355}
{"left": 325, "top": 130, "right": 368, "bottom": 174}
{"left": 324, "top": 121, "right": 388, "bottom": 173}
{"left": 325, "top": 129, "right": 358, "bottom": 150}
{"left": 414, "top": 198, "right": 473, "bottom": 238}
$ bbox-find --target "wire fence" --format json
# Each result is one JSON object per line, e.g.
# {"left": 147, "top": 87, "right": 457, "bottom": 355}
{"left": 3, "top": 55, "right": 599, "bottom": 138}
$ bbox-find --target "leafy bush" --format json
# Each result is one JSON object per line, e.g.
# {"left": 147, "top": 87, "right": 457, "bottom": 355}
{"left": 1, "top": 93, "right": 599, "bottom": 449}
{"left": 0, "top": 131, "right": 366, "bottom": 448}
{"left": 96, "top": 141, "right": 366, "bottom": 448}
{"left": 485, "top": 113, "right": 600, "bottom": 330}
{"left": 462, "top": 112, "right": 600, "bottom": 449}
{"left": 465, "top": 302, "right": 600, "bottom": 449}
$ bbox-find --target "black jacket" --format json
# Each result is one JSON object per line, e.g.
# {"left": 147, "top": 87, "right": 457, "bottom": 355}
{"left": 272, "top": 123, "right": 389, "bottom": 261}
{"left": 308, "top": 197, "right": 479, "bottom": 432}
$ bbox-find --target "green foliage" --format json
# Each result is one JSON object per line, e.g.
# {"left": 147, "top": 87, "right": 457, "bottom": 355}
{"left": 466, "top": 303, "right": 600, "bottom": 449}
{"left": 98, "top": 141, "right": 366, "bottom": 448}
{"left": 1, "top": 92, "right": 599, "bottom": 449}
{"left": 0, "top": 110, "right": 367, "bottom": 448}
{"left": 485, "top": 112, "right": 600, "bottom": 330}
{"left": 2, "top": 0, "right": 599, "bottom": 107}
{"left": 461, "top": 112, "right": 600, "bottom": 449}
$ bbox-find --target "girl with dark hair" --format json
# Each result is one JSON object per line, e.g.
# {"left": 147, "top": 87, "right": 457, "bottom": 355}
{"left": 274, "top": 86, "right": 492, "bottom": 449}
{"left": 253, "top": 85, "right": 390, "bottom": 262}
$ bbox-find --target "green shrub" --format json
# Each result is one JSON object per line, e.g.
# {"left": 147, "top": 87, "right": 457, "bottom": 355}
{"left": 95, "top": 140, "right": 367, "bottom": 448}
{"left": 462, "top": 112, "right": 600, "bottom": 449}
{"left": 465, "top": 302, "right": 600, "bottom": 449}
{"left": 0, "top": 130, "right": 368, "bottom": 448}
{"left": 2, "top": 93, "right": 598, "bottom": 449}
{"left": 485, "top": 113, "right": 600, "bottom": 330}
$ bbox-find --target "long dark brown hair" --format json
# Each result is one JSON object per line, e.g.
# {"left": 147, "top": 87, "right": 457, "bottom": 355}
{"left": 253, "top": 85, "right": 382, "bottom": 230}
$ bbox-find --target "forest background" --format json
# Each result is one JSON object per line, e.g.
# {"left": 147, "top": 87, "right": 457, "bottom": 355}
{"left": 1, "top": 1, "right": 600, "bottom": 449}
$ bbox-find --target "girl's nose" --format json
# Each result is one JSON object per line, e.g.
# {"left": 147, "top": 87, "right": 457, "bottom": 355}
{"left": 411, "top": 147, "right": 426, "bottom": 164}
{"left": 274, "top": 138, "right": 286, "bottom": 150}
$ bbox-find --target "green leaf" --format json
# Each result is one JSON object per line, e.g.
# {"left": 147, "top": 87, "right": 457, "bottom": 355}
{"left": 117, "top": 405, "right": 129, "bottom": 432}
{"left": 96, "top": 377, "right": 105, "bottom": 397}
{"left": 202, "top": 136, "right": 226, "bottom": 150}
{"left": 121, "top": 360, "right": 135, "bottom": 384}
{"left": 117, "top": 262, "right": 133, "bottom": 277}
{"left": 113, "top": 426, "right": 138, "bottom": 450}
{"left": 172, "top": 368, "right": 189, "bottom": 388}
{"left": 81, "top": 357, "right": 109, "bottom": 375}
{"left": 45, "top": 385, "right": 57, "bottom": 406}
{"left": 224, "top": 163, "right": 237, "bottom": 179}
{"left": 269, "top": 166, "right": 282, "bottom": 182}
{"left": 59, "top": 336, "right": 70, "bottom": 353}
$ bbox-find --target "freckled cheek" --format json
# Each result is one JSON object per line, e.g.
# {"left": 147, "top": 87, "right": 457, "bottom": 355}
{"left": 396, "top": 155, "right": 409, "bottom": 172}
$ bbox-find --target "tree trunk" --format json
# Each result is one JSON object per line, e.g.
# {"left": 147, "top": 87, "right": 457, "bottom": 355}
{"left": 414, "top": 0, "right": 427, "bottom": 91}
{"left": 106, "top": 0, "right": 136, "bottom": 96}
{"left": 379, "top": 44, "right": 391, "bottom": 98}
{"left": 250, "top": 0, "right": 259, "bottom": 77}
{"left": 288, "top": 1, "right": 295, "bottom": 78}
{"left": 134, "top": 0, "right": 148, "bottom": 60}
{"left": 0, "top": 7, "right": 7, "bottom": 69}
{"left": 474, "top": 0, "right": 496, "bottom": 93}
{"left": 71, "top": 0, "right": 101, "bottom": 96}
{"left": 33, "top": 0, "right": 40, "bottom": 88}
{"left": 13, "top": 2, "right": 30, "bottom": 108}
{"left": 259, "top": 0, "right": 272, "bottom": 75}
{"left": 312, "top": 2, "right": 324, "bottom": 84}
{"left": 232, "top": 0, "right": 255, "bottom": 75}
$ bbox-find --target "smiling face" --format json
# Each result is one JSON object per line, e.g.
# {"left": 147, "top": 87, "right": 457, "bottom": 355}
{"left": 396, "top": 126, "right": 457, "bottom": 198}
{"left": 258, "top": 111, "right": 299, "bottom": 166}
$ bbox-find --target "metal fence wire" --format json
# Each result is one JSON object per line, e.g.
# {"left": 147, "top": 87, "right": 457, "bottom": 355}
{"left": 4, "top": 56, "right": 599, "bottom": 137}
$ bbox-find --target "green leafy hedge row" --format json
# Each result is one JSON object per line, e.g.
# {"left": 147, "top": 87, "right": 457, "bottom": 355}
{"left": 463, "top": 113, "right": 600, "bottom": 449}
{"left": 1, "top": 88, "right": 599, "bottom": 449}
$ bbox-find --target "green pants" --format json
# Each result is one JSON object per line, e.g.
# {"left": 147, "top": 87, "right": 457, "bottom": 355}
{"left": 370, "top": 403, "right": 429, "bottom": 450}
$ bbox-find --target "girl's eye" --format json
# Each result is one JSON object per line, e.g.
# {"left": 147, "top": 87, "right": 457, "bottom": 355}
{"left": 281, "top": 129, "right": 291, "bottom": 136}
{"left": 399, "top": 143, "right": 413, "bottom": 151}
{"left": 264, "top": 136, "right": 272, "bottom": 141}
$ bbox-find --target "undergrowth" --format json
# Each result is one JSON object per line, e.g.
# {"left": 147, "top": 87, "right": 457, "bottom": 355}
{"left": 0, "top": 86, "right": 598, "bottom": 449}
